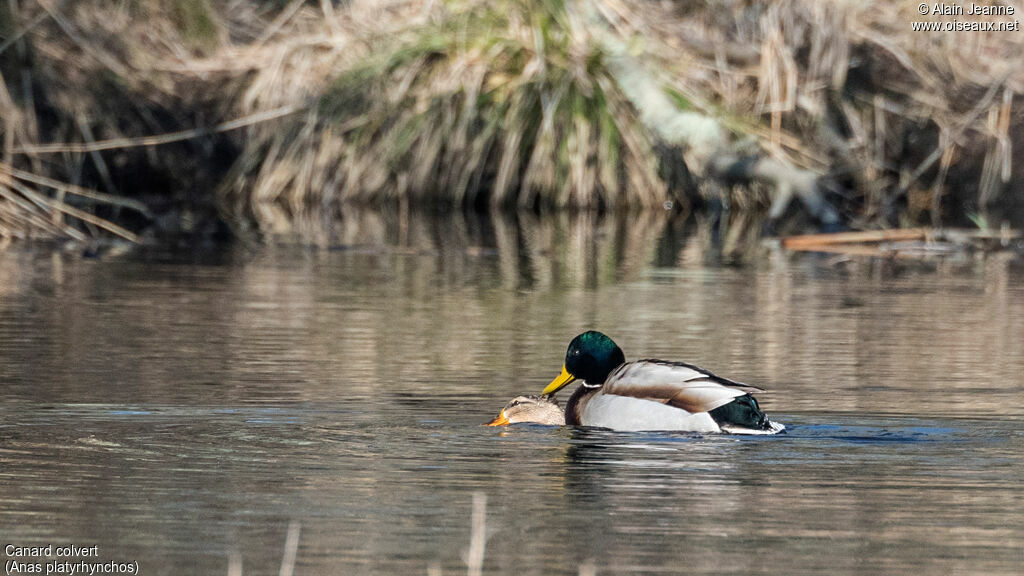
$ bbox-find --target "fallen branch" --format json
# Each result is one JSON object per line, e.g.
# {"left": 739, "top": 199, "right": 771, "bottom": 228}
{"left": 782, "top": 227, "right": 1021, "bottom": 254}
{"left": 782, "top": 228, "right": 929, "bottom": 249}
{"left": 10, "top": 105, "right": 302, "bottom": 155}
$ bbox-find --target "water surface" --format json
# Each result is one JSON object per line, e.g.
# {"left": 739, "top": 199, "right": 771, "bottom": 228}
{"left": 2, "top": 212, "right": 1022, "bottom": 575}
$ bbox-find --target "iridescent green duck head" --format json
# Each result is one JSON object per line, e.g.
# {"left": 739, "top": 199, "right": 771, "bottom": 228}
{"left": 542, "top": 331, "right": 626, "bottom": 394}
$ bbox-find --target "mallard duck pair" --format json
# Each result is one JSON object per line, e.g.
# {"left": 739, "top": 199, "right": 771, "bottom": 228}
{"left": 488, "top": 331, "right": 784, "bottom": 434}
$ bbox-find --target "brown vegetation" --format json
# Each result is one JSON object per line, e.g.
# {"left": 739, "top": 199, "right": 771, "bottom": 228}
{"left": 1, "top": 0, "right": 1022, "bottom": 243}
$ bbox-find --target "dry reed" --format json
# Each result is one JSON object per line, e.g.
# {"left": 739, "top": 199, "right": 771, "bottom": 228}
{"left": 219, "top": 0, "right": 669, "bottom": 237}
{"left": 1, "top": 0, "right": 1021, "bottom": 241}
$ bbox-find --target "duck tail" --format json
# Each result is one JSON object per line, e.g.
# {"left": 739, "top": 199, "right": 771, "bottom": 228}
{"left": 708, "top": 394, "right": 772, "bottom": 431}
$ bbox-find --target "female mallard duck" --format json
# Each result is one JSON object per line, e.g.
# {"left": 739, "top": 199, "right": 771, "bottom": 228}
{"left": 541, "top": 331, "right": 785, "bottom": 434}
{"left": 486, "top": 395, "right": 565, "bottom": 426}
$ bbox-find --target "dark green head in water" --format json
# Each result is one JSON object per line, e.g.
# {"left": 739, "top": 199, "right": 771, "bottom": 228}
{"left": 542, "top": 331, "right": 626, "bottom": 394}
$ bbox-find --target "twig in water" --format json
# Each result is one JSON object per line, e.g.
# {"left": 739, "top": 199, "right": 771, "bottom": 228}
{"left": 466, "top": 492, "right": 486, "bottom": 576}
{"left": 279, "top": 521, "right": 301, "bottom": 576}
{"left": 227, "top": 551, "right": 242, "bottom": 576}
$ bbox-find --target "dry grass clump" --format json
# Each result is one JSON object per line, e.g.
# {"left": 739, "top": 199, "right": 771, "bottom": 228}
{"left": 221, "top": 0, "right": 669, "bottom": 235}
{"left": 1, "top": 0, "right": 1023, "bottom": 242}
{"left": 614, "top": 0, "right": 1024, "bottom": 227}
{"left": 0, "top": 0, "right": 250, "bottom": 241}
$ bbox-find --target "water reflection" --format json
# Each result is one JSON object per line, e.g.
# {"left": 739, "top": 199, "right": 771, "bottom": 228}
{"left": 282, "top": 207, "right": 773, "bottom": 288}
{"left": 1, "top": 210, "right": 1023, "bottom": 575}
{"left": 1, "top": 209, "right": 1023, "bottom": 416}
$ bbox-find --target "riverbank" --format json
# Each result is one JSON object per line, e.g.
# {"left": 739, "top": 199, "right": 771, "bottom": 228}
{"left": 1, "top": 0, "right": 1022, "bottom": 243}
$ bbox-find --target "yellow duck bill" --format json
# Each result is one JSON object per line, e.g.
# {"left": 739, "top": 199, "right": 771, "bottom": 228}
{"left": 542, "top": 364, "right": 577, "bottom": 395}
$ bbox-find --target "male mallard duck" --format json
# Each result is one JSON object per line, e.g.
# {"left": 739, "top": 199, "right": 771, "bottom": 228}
{"left": 486, "top": 395, "right": 565, "bottom": 426}
{"left": 541, "top": 331, "right": 784, "bottom": 434}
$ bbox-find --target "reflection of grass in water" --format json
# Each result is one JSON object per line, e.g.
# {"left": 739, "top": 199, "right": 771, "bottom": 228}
{"left": 227, "top": 493, "right": 592, "bottom": 575}
{"left": 273, "top": 206, "right": 773, "bottom": 292}
{"left": 305, "top": 207, "right": 768, "bottom": 285}
{"left": 432, "top": 492, "right": 595, "bottom": 576}
{"left": 226, "top": 0, "right": 667, "bottom": 234}
{"left": 228, "top": 520, "right": 299, "bottom": 576}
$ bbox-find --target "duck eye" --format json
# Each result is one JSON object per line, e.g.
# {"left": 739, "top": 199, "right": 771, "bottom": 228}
{"left": 511, "top": 400, "right": 520, "bottom": 406}
{"left": 572, "top": 349, "right": 581, "bottom": 356}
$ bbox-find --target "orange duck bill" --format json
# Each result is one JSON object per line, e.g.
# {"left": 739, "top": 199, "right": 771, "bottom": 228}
{"left": 485, "top": 410, "right": 511, "bottom": 426}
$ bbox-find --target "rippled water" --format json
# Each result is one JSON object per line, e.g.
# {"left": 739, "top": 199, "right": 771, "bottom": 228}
{"left": 1, "top": 213, "right": 1022, "bottom": 575}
